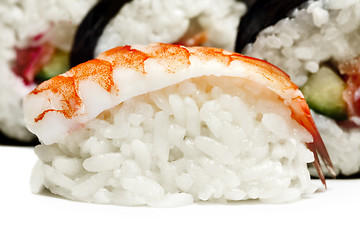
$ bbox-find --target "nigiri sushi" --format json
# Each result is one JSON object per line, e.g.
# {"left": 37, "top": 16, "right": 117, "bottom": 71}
{"left": 0, "top": 0, "right": 245, "bottom": 143}
{"left": 25, "top": 43, "right": 334, "bottom": 206}
{"left": 236, "top": 0, "right": 360, "bottom": 176}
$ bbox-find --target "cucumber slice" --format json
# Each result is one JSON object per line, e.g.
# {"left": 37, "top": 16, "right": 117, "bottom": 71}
{"left": 301, "top": 66, "right": 347, "bottom": 120}
{"left": 35, "top": 49, "right": 70, "bottom": 82}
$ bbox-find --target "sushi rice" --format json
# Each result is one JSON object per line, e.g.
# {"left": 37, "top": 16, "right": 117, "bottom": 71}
{"left": 31, "top": 77, "right": 317, "bottom": 206}
{"left": 243, "top": 0, "right": 360, "bottom": 176}
{"left": 0, "top": 0, "right": 245, "bottom": 141}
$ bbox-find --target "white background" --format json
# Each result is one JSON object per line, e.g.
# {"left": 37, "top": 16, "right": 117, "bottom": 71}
{"left": 1, "top": 145, "right": 359, "bottom": 240}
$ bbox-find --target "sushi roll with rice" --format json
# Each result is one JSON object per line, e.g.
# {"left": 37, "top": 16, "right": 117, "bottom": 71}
{"left": 0, "top": 0, "right": 97, "bottom": 143}
{"left": 0, "top": 0, "right": 245, "bottom": 143}
{"left": 236, "top": 0, "right": 360, "bottom": 176}
{"left": 25, "top": 43, "right": 334, "bottom": 206}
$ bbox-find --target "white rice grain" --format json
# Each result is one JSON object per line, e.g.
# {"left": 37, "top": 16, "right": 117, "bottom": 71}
{"left": 52, "top": 156, "right": 83, "bottom": 177}
{"left": 72, "top": 171, "right": 112, "bottom": 199}
{"left": 131, "top": 139, "right": 151, "bottom": 170}
{"left": 83, "top": 153, "right": 123, "bottom": 172}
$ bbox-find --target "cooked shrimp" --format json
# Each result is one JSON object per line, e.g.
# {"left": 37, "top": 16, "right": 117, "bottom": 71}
{"left": 24, "top": 43, "right": 335, "bottom": 186}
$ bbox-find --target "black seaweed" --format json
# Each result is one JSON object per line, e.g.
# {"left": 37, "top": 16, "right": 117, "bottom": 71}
{"left": 235, "top": 0, "right": 307, "bottom": 53}
{"left": 241, "top": 0, "right": 257, "bottom": 8}
{"left": 70, "top": 0, "right": 132, "bottom": 67}
{"left": 0, "top": 132, "right": 39, "bottom": 146}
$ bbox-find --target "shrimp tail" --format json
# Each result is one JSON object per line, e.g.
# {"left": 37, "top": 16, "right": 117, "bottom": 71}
{"left": 289, "top": 97, "right": 336, "bottom": 187}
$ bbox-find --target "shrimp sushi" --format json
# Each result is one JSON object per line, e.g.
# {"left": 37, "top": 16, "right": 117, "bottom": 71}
{"left": 235, "top": 0, "right": 360, "bottom": 176}
{"left": 24, "top": 43, "right": 334, "bottom": 206}
{"left": 0, "top": 0, "right": 245, "bottom": 143}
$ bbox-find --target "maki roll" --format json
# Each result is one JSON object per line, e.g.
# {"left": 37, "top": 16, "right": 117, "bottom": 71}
{"left": 236, "top": 0, "right": 360, "bottom": 176}
{"left": 0, "top": 0, "right": 245, "bottom": 143}
{"left": 72, "top": 0, "right": 246, "bottom": 66}
{"left": 25, "top": 43, "right": 334, "bottom": 206}
{"left": 0, "top": 0, "right": 97, "bottom": 143}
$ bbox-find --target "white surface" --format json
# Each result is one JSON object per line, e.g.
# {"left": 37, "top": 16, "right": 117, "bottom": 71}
{"left": 1, "top": 145, "right": 359, "bottom": 240}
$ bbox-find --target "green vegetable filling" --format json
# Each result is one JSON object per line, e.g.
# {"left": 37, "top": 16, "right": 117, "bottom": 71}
{"left": 301, "top": 66, "right": 347, "bottom": 120}
{"left": 35, "top": 49, "right": 70, "bottom": 82}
